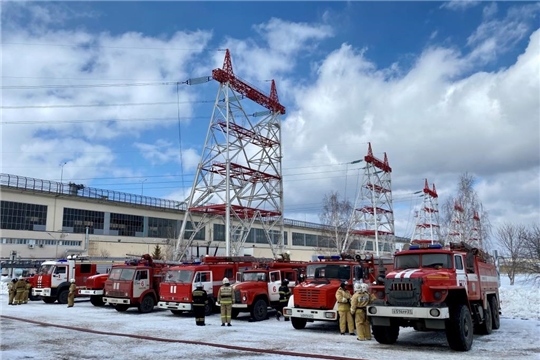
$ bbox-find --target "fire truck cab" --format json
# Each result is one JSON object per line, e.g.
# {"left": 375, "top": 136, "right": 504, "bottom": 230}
{"left": 283, "top": 254, "right": 393, "bottom": 330}
{"left": 157, "top": 256, "right": 255, "bottom": 316}
{"left": 367, "top": 241, "right": 500, "bottom": 351}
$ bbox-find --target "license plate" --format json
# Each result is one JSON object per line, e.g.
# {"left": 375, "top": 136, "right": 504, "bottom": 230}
{"left": 300, "top": 314, "right": 314, "bottom": 319}
{"left": 392, "top": 308, "right": 413, "bottom": 315}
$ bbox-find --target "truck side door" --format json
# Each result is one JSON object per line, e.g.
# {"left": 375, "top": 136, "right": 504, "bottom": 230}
{"left": 268, "top": 270, "right": 281, "bottom": 302}
{"left": 194, "top": 271, "right": 213, "bottom": 296}
{"left": 454, "top": 255, "right": 468, "bottom": 292}
{"left": 133, "top": 269, "right": 150, "bottom": 298}
{"left": 52, "top": 265, "right": 67, "bottom": 288}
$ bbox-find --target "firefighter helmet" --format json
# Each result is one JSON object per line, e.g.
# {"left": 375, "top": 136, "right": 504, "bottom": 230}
{"left": 360, "top": 283, "right": 369, "bottom": 292}
{"left": 18, "top": 276, "right": 23, "bottom": 280}
{"left": 222, "top": 277, "right": 229, "bottom": 285}
{"left": 354, "top": 283, "right": 362, "bottom": 292}
{"left": 282, "top": 279, "right": 289, "bottom": 286}
{"left": 70, "top": 279, "right": 75, "bottom": 283}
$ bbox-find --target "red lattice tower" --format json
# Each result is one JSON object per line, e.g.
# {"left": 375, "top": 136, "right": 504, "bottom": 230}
{"left": 448, "top": 201, "right": 465, "bottom": 244}
{"left": 174, "top": 49, "right": 285, "bottom": 260}
{"left": 469, "top": 211, "right": 482, "bottom": 249}
{"left": 411, "top": 179, "right": 442, "bottom": 244}
{"left": 350, "top": 143, "right": 394, "bottom": 255}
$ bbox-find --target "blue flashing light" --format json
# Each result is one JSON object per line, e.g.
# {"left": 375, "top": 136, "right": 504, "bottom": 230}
{"left": 193, "top": 261, "right": 201, "bottom": 265}
{"left": 409, "top": 245, "right": 420, "bottom": 250}
{"left": 317, "top": 255, "right": 325, "bottom": 260}
{"left": 331, "top": 255, "right": 341, "bottom": 260}
{"left": 428, "top": 244, "right": 443, "bottom": 249}
{"left": 57, "top": 259, "right": 68, "bottom": 262}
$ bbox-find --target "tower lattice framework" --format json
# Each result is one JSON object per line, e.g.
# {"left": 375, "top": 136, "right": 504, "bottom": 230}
{"left": 411, "top": 179, "right": 442, "bottom": 244}
{"left": 469, "top": 211, "right": 482, "bottom": 249}
{"left": 173, "top": 49, "right": 285, "bottom": 261}
{"left": 448, "top": 201, "right": 465, "bottom": 244}
{"left": 351, "top": 143, "right": 394, "bottom": 255}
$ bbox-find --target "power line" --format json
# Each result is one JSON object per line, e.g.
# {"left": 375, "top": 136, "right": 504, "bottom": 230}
{"left": 1, "top": 116, "right": 208, "bottom": 125}
{"left": 1, "top": 42, "right": 226, "bottom": 52}
{"left": 1, "top": 81, "right": 181, "bottom": 90}
{"left": 1, "top": 99, "right": 214, "bottom": 109}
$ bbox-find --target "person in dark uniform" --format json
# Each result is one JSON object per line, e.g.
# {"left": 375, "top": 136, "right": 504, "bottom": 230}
{"left": 192, "top": 282, "right": 208, "bottom": 326}
{"left": 276, "top": 279, "right": 291, "bottom": 321}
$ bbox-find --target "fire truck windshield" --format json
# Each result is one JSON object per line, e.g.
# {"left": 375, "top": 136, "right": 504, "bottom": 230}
{"left": 242, "top": 272, "right": 267, "bottom": 282}
{"left": 395, "top": 253, "right": 452, "bottom": 270}
{"left": 164, "top": 270, "right": 193, "bottom": 283}
{"left": 108, "top": 268, "right": 136, "bottom": 281}
{"left": 306, "top": 264, "right": 351, "bottom": 281}
{"left": 37, "top": 264, "right": 54, "bottom": 275}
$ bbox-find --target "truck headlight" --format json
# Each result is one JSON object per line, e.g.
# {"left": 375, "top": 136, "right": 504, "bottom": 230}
{"left": 324, "top": 312, "right": 336, "bottom": 319}
{"left": 368, "top": 307, "right": 377, "bottom": 315}
{"left": 433, "top": 291, "right": 442, "bottom": 300}
{"left": 429, "top": 308, "right": 441, "bottom": 317}
{"left": 242, "top": 295, "right": 247, "bottom": 302}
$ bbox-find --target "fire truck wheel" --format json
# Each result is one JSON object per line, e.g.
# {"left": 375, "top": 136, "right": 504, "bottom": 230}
{"left": 138, "top": 295, "right": 155, "bottom": 313}
{"left": 250, "top": 299, "right": 268, "bottom": 321}
{"left": 445, "top": 304, "right": 473, "bottom": 351}
{"left": 90, "top": 295, "right": 105, "bottom": 307}
{"left": 476, "top": 303, "right": 493, "bottom": 335}
{"left": 231, "top": 309, "right": 240, "bottom": 319}
{"left": 489, "top": 297, "right": 500, "bottom": 330}
{"left": 171, "top": 310, "right": 183, "bottom": 315}
{"left": 291, "top": 317, "right": 307, "bottom": 330}
{"left": 115, "top": 304, "right": 129, "bottom": 312}
{"left": 204, "top": 298, "right": 214, "bottom": 316}
{"left": 372, "top": 325, "right": 399, "bottom": 344}
{"left": 58, "top": 289, "right": 69, "bottom": 304}
{"left": 42, "top": 296, "right": 56, "bottom": 304}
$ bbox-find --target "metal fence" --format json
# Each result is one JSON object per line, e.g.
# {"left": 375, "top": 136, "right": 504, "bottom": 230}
{"left": 0, "top": 173, "right": 186, "bottom": 211}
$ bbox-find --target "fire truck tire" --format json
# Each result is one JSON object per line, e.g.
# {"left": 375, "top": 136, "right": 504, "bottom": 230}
{"left": 115, "top": 304, "right": 129, "bottom": 312}
{"left": 58, "top": 289, "right": 69, "bottom": 304}
{"left": 489, "top": 297, "right": 500, "bottom": 330}
{"left": 291, "top": 317, "right": 307, "bottom": 330}
{"left": 372, "top": 325, "right": 399, "bottom": 344}
{"left": 90, "top": 295, "right": 105, "bottom": 307}
{"left": 171, "top": 310, "right": 183, "bottom": 315}
{"left": 42, "top": 296, "right": 56, "bottom": 304}
{"left": 250, "top": 299, "right": 268, "bottom": 321}
{"left": 445, "top": 304, "right": 473, "bottom": 351}
{"left": 138, "top": 295, "right": 155, "bottom": 313}
{"left": 476, "top": 303, "right": 493, "bottom": 335}
{"left": 29, "top": 293, "right": 40, "bottom": 301}
{"left": 204, "top": 298, "right": 214, "bottom": 316}
{"left": 231, "top": 309, "right": 240, "bottom": 319}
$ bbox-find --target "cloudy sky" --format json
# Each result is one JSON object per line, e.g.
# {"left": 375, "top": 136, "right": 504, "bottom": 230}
{"left": 1, "top": 1, "right": 539, "bottom": 241}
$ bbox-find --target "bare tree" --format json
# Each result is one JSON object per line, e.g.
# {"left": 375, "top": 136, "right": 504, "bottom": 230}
{"left": 319, "top": 191, "right": 354, "bottom": 253}
{"left": 496, "top": 223, "right": 526, "bottom": 285}
{"left": 99, "top": 248, "right": 111, "bottom": 258}
{"left": 441, "top": 173, "right": 492, "bottom": 251}
{"left": 521, "top": 224, "right": 540, "bottom": 283}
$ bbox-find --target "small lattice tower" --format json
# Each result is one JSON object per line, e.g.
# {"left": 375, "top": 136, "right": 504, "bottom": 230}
{"left": 173, "top": 49, "right": 285, "bottom": 261}
{"left": 447, "top": 201, "right": 465, "bottom": 244}
{"left": 469, "top": 211, "right": 482, "bottom": 249}
{"left": 411, "top": 179, "right": 442, "bottom": 244}
{"left": 351, "top": 143, "right": 394, "bottom": 255}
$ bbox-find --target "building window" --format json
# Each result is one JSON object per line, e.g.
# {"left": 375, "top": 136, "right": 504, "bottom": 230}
{"left": 305, "top": 234, "right": 317, "bottom": 247}
{"left": 63, "top": 208, "right": 104, "bottom": 234}
{"left": 292, "top": 232, "right": 304, "bottom": 246}
{"left": 1, "top": 201, "right": 47, "bottom": 231}
{"left": 213, "top": 224, "right": 225, "bottom": 241}
{"left": 148, "top": 217, "right": 179, "bottom": 239}
{"left": 110, "top": 213, "right": 143, "bottom": 237}
{"left": 183, "top": 221, "right": 205, "bottom": 240}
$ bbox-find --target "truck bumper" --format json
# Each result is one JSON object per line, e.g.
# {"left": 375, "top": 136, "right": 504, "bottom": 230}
{"left": 283, "top": 307, "right": 337, "bottom": 321}
{"left": 80, "top": 290, "right": 104, "bottom": 296}
{"left": 157, "top": 301, "right": 192, "bottom": 311}
{"left": 103, "top": 297, "right": 131, "bottom": 305}
{"left": 32, "top": 288, "right": 51, "bottom": 297}
{"left": 232, "top": 304, "right": 248, "bottom": 309}
{"left": 367, "top": 305, "right": 450, "bottom": 320}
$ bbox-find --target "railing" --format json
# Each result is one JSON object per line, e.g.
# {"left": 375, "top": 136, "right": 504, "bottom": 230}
{"left": 0, "top": 173, "right": 186, "bottom": 211}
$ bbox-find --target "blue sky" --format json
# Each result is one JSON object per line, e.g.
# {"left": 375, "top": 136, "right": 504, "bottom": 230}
{"left": 1, "top": 1, "right": 539, "bottom": 240}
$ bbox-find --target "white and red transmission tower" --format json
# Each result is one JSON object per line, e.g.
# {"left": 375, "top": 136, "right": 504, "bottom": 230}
{"left": 411, "top": 179, "right": 442, "bottom": 244}
{"left": 351, "top": 143, "right": 394, "bottom": 255}
{"left": 469, "top": 211, "right": 482, "bottom": 249}
{"left": 173, "top": 49, "right": 285, "bottom": 261}
{"left": 448, "top": 201, "right": 465, "bottom": 244}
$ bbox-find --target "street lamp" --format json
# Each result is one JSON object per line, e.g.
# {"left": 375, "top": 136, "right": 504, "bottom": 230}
{"left": 141, "top": 179, "right": 147, "bottom": 196}
{"left": 60, "top": 162, "right": 67, "bottom": 184}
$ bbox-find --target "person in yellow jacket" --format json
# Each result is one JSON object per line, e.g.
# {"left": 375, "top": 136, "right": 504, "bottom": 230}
{"left": 23, "top": 279, "right": 32, "bottom": 304}
{"left": 8, "top": 279, "right": 17, "bottom": 305}
{"left": 335, "top": 281, "right": 355, "bottom": 335}
{"left": 67, "top": 279, "right": 77, "bottom": 308}
{"left": 350, "top": 282, "right": 377, "bottom": 341}
{"left": 217, "top": 277, "right": 235, "bottom": 326}
{"left": 13, "top": 277, "right": 27, "bottom": 305}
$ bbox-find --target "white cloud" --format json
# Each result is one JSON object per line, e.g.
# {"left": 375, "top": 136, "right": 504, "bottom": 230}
{"left": 441, "top": 0, "right": 480, "bottom": 11}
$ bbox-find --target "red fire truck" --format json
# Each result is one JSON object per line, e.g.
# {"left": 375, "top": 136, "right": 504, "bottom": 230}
{"left": 283, "top": 253, "right": 393, "bottom": 330}
{"left": 157, "top": 256, "right": 256, "bottom": 316}
{"left": 367, "top": 241, "right": 500, "bottom": 351}
{"left": 79, "top": 273, "right": 109, "bottom": 306}
{"left": 102, "top": 254, "right": 176, "bottom": 313}
{"left": 31, "top": 256, "right": 116, "bottom": 304}
{"left": 231, "top": 260, "right": 307, "bottom": 321}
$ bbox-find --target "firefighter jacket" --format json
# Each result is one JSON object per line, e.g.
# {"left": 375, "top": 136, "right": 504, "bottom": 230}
{"left": 350, "top": 290, "right": 376, "bottom": 313}
{"left": 69, "top": 283, "right": 77, "bottom": 295}
{"left": 217, "top": 284, "right": 235, "bottom": 305}
{"left": 25, "top": 282, "right": 32, "bottom": 291}
{"left": 15, "top": 279, "right": 26, "bottom": 292}
{"left": 335, "top": 287, "right": 352, "bottom": 311}
{"left": 278, "top": 285, "right": 291, "bottom": 303}
{"left": 192, "top": 288, "right": 208, "bottom": 307}
{"left": 7, "top": 282, "right": 15, "bottom": 294}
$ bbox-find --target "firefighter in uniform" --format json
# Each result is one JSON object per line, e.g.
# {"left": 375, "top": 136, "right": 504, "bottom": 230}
{"left": 335, "top": 281, "right": 355, "bottom": 335}
{"left": 8, "top": 279, "right": 17, "bottom": 305}
{"left": 23, "top": 279, "right": 31, "bottom": 304}
{"left": 276, "top": 279, "right": 291, "bottom": 321}
{"left": 14, "top": 276, "right": 26, "bottom": 305}
{"left": 350, "top": 282, "right": 377, "bottom": 341}
{"left": 192, "top": 282, "right": 208, "bottom": 326}
{"left": 217, "top": 277, "right": 235, "bottom": 326}
{"left": 67, "top": 279, "right": 77, "bottom": 307}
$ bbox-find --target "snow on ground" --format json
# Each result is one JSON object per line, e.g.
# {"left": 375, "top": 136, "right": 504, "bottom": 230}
{"left": 0, "top": 274, "right": 539, "bottom": 360}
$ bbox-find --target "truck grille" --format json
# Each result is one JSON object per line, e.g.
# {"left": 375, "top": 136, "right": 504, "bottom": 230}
{"left": 386, "top": 279, "right": 422, "bottom": 307}
{"left": 106, "top": 291, "right": 124, "bottom": 297}
{"left": 234, "top": 290, "right": 241, "bottom": 304}
{"left": 296, "top": 288, "right": 326, "bottom": 308}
